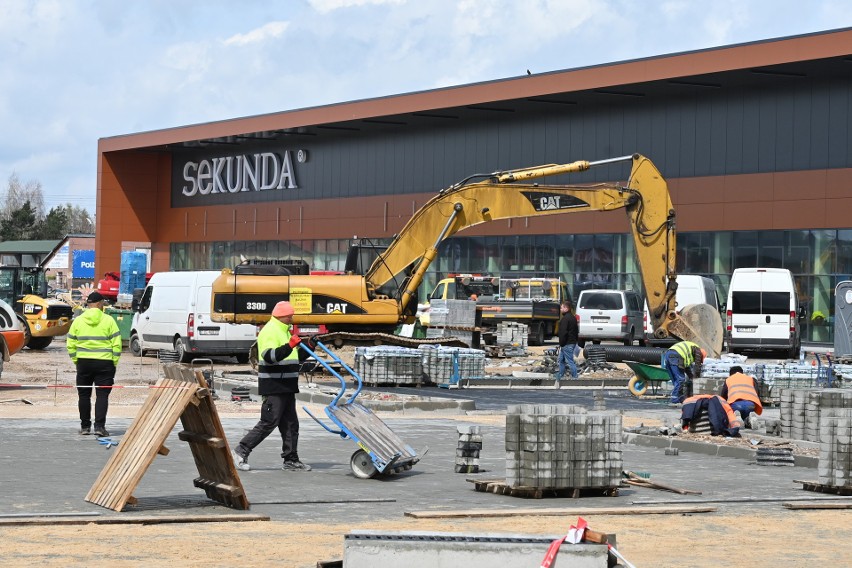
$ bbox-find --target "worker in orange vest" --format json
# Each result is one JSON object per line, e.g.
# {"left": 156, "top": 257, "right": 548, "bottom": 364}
{"left": 681, "top": 394, "right": 743, "bottom": 436}
{"left": 719, "top": 365, "right": 763, "bottom": 428}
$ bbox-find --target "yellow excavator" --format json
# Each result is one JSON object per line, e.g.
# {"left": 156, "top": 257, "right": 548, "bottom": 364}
{"left": 211, "top": 154, "right": 724, "bottom": 356}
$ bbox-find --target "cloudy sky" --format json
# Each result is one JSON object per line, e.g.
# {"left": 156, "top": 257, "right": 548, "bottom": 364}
{"left": 1, "top": 0, "right": 850, "bottom": 213}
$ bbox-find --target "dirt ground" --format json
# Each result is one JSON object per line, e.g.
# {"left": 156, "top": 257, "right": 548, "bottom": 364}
{"left": 1, "top": 342, "right": 850, "bottom": 567}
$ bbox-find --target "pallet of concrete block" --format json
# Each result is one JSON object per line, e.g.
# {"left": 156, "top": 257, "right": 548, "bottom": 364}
{"left": 780, "top": 388, "right": 852, "bottom": 442}
{"left": 492, "top": 403, "right": 622, "bottom": 498}
{"left": 354, "top": 346, "right": 423, "bottom": 387}
{"left": 428, "top": 299, "right": 477, "bottom": 328}
{"left": 455, "top": 425, "right": 482, "bottom": 473}
{"left": 418, "top": 345, "right": 486, "bottom": 386}
{"left": 496, "top": 321, "right": 528, "bottom": 355}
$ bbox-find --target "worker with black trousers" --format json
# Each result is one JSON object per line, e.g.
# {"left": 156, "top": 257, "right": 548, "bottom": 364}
{"left": 555, "top": 300, "right": 579, "bottom": 380}
{"left": 232, "top": 301, "right": 313, "bottom": 472}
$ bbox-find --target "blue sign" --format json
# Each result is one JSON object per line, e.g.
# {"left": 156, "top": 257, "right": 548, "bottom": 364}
{"left": 72, "top": 250, "right": 96, "bottom": 279}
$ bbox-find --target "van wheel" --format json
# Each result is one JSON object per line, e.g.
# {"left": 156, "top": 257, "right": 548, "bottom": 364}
{"left": 174, "top": 338, "right": 192, "bottom": 363}
{"left": 623, "top": 329, "right": 634, "bottom": 346}
{"left": 235, "top": 353, "right": 250, "bottom": 364}
{"left": 129, "top": 333, "right": 143, "bottom": 357}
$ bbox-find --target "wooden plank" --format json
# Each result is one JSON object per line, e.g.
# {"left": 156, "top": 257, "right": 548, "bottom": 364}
{"left": 85, "top": 377, "right": 183, "bottom": 507}
{"left": 783, "top": 502, "right": 852, "bottom": 510}
{"left": 0, "top": 514, "right": 270, "bottom": 527}
{"left": 104, "top": 378, "right": 196, "bottom": 510}
{"left": 404, "top": 505, "right": 717, "bottom": 519}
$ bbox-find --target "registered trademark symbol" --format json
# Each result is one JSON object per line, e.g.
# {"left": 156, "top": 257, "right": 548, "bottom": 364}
{"left": 297, "top": 149, "right": 307, "bottom": 163}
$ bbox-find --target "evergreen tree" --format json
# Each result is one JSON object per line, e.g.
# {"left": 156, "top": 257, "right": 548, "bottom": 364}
{"left": 39, "top": 206, "right": 69, "bottom": 239}
{"left": 0, "top": 201, "right": 38, "bottom": 240}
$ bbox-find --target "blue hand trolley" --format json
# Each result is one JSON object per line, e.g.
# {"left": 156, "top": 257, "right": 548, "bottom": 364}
{"left": 301, "top": 341, "right": 424, "bottom": 479}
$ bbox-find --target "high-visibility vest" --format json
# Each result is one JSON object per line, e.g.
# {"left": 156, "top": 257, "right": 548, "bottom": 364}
{"left": 256, "top": 316, "right": 300, "bottom": 395}
{"left": 671, "top": 341, "right": 700, "bottom": 367}
{"left": 66, "top": 308, "right": 122, "bottom": 365}
{"left": 725, "top": 373, "right": 763, "bottom": 415}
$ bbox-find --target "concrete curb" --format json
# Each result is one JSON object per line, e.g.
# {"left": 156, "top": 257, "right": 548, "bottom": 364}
{"left": 622, "top": 432, "right": 818, "bottom": 468}
{"left": 214, "top": 376, "right": 475, "bottom": 414}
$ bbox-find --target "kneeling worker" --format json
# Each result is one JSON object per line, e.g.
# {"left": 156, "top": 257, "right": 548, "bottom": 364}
{"left": 663, "top": 340, "right": 705, "bottom": 404}
{"left": 233, "top": 301, "right": 313, "bottom": 472}
{"left": 720, "top": 365, "right": 763, "bottom": 428}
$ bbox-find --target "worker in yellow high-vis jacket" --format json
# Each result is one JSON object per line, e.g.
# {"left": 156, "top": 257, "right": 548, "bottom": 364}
{"left": 66, "top": 291, "right": 122, "bottom": 437}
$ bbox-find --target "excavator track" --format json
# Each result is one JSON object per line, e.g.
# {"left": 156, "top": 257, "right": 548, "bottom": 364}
{"left": 314, "top": 331, "right": 470, "bottom": 349}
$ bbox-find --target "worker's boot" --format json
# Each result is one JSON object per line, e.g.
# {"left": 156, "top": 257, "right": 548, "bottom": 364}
{"left": 232, "top": 450, "right": 250, "bottom": 471}
{"left": 282, "top": 459, "right": 312, "bottom": 472}
{"left": 93, "top": 426, "right": 110, "bottom": 437}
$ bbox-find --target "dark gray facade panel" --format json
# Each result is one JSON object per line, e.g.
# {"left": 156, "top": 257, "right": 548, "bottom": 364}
{"left": 724, "top": 91, "right": 743, "bottom": 175}
{"left": 811, "top": 88, "right": 831, "bottom": 169}
{"left": 664, "top": 102, "right": 682, "bottom": 179}
{"left": 792, "top": 84, "right": 812, "bottom": 170}
{"left": 708, "top": 96, "right": 727, "bottom": 176}
{"left": 826, "top": 82, "right": 849, "bottom": 168}
{"left": 169, "top": 77, "right": 851, "bottom": 208}
{"left": 775, "top": 90, "right": 796, "bottom": 171}
{"left": 757, "top": 91, "right": 776, "bottom": 173}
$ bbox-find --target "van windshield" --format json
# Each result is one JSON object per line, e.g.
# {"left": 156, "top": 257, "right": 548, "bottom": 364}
{"left": 580, "top": 293, "right": 623, "bottom": 310}
{"left": 762, "top": 292, "right": 791, "bottom": 314}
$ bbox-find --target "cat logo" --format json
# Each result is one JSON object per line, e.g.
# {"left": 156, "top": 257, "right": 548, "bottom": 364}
{"left": 522, "top": 191, "right": 588, "bottom": 212}
{"left": 326, "top": 303, "right": 348, "bottom": 314}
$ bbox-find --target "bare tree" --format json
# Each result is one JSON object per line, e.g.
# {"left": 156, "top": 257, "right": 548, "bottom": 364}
{"left": 2, "top": 173, "right": 45, "bottom": 221}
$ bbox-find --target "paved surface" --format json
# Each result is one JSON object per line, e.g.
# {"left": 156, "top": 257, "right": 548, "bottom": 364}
{"left": 0, "top": 392, "right": 827, "bottom": 524}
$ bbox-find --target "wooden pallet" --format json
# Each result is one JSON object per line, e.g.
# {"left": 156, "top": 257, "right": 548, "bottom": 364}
{"left": 85, "top": 364, "right": 249, "bottom": 512}
{"left": 468, "top": 478, "right": 619, "bottom": 499}
{"left": 795, "top": 479, "right": 852, "bottom": 496}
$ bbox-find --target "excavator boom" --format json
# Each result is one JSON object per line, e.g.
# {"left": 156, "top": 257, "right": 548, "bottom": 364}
{"left": 211, "top": 154, "right": 723, "bottom": 356}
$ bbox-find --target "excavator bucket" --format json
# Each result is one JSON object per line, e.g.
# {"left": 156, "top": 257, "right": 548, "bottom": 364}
{"left": 665, "top": 304, "right": 724, "bottom": 358}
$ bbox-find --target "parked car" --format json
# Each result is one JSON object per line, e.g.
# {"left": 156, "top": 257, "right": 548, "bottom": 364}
{"left": 576, "top": 289, "right": 645, "bottom": 346}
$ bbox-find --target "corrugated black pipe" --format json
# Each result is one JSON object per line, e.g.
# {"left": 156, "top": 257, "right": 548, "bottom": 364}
{"left": 583, "top": 344, "right": 666, "bottom": 364}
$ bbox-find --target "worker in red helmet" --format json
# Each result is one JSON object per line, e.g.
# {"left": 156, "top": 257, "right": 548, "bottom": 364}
{"left": 232, "top": 301, "right": 314, "bottom": 472}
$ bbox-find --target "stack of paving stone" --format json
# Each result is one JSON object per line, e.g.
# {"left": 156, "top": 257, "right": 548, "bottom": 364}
{"left": 455, "top": 425, "right": 483, "bottom": 473}
{"left": 505, "top": 404, "right": 622, "bottom": 489}
{"left": 426, "top": 299, "right": 477, "bottom": 347}
{"left": 818, "top": 408, "right": 852, "bottom": 487}
{"left": 780, "top": 389, "right": 852, "bottom": 441}
{"left": 495, "top": 322, "right": 528, "bottom": 356}
{"left": 354, "top": 346, "right": 423, "bottom": 386}
{"left": 419, "top": 345, "right": 486, "bottom": 386}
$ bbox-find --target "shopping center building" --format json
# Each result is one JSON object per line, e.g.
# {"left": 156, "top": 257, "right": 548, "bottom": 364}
{"left": 96, "top": 28, "right": 852, "bottom": 343}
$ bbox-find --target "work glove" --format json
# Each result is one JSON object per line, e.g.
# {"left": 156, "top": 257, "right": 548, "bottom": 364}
{"left": 288, "top": 335, "right": 301, "bottom": 348}
{"left": 306, "top": 335, "right": 318, "bottom": 350}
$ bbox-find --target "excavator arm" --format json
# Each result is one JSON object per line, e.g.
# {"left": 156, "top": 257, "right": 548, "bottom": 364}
{"left": 366, "top": 153, "right": 721, "bottom": 356}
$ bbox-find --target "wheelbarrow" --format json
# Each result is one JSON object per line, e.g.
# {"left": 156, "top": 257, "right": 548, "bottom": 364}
{"left": 624, "top": 360, "right": 672, "bottom": 397}
{"left": 300, "top": 341, "right": 424, "bottom": 479}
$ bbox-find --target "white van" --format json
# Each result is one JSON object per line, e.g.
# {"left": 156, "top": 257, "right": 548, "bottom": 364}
{"left": 644, "top": 275, "right": 720, "bottom": 339}
{"left": 129, "top": 271, "right": 257, "bottom": 363}
{"left": 726, "top": 268, "right": 801, "bottom": 357}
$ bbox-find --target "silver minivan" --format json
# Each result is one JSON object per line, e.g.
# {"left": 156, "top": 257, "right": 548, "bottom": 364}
{"left": 576, "top": 289, "right": 645, "bottom": 346}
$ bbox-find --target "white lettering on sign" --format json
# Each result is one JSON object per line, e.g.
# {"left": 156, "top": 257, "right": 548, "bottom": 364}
{"left": 80, "top": 261, "right": 95, "bottom": 268}
{"left": 538, "top": 196, "right": 562, "bottom": 211}
{"left": 182, "top": 151, "right": 301, "bottom": 197}
{"left": 326, "top": 303, "right": 348, "bottom": 314}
